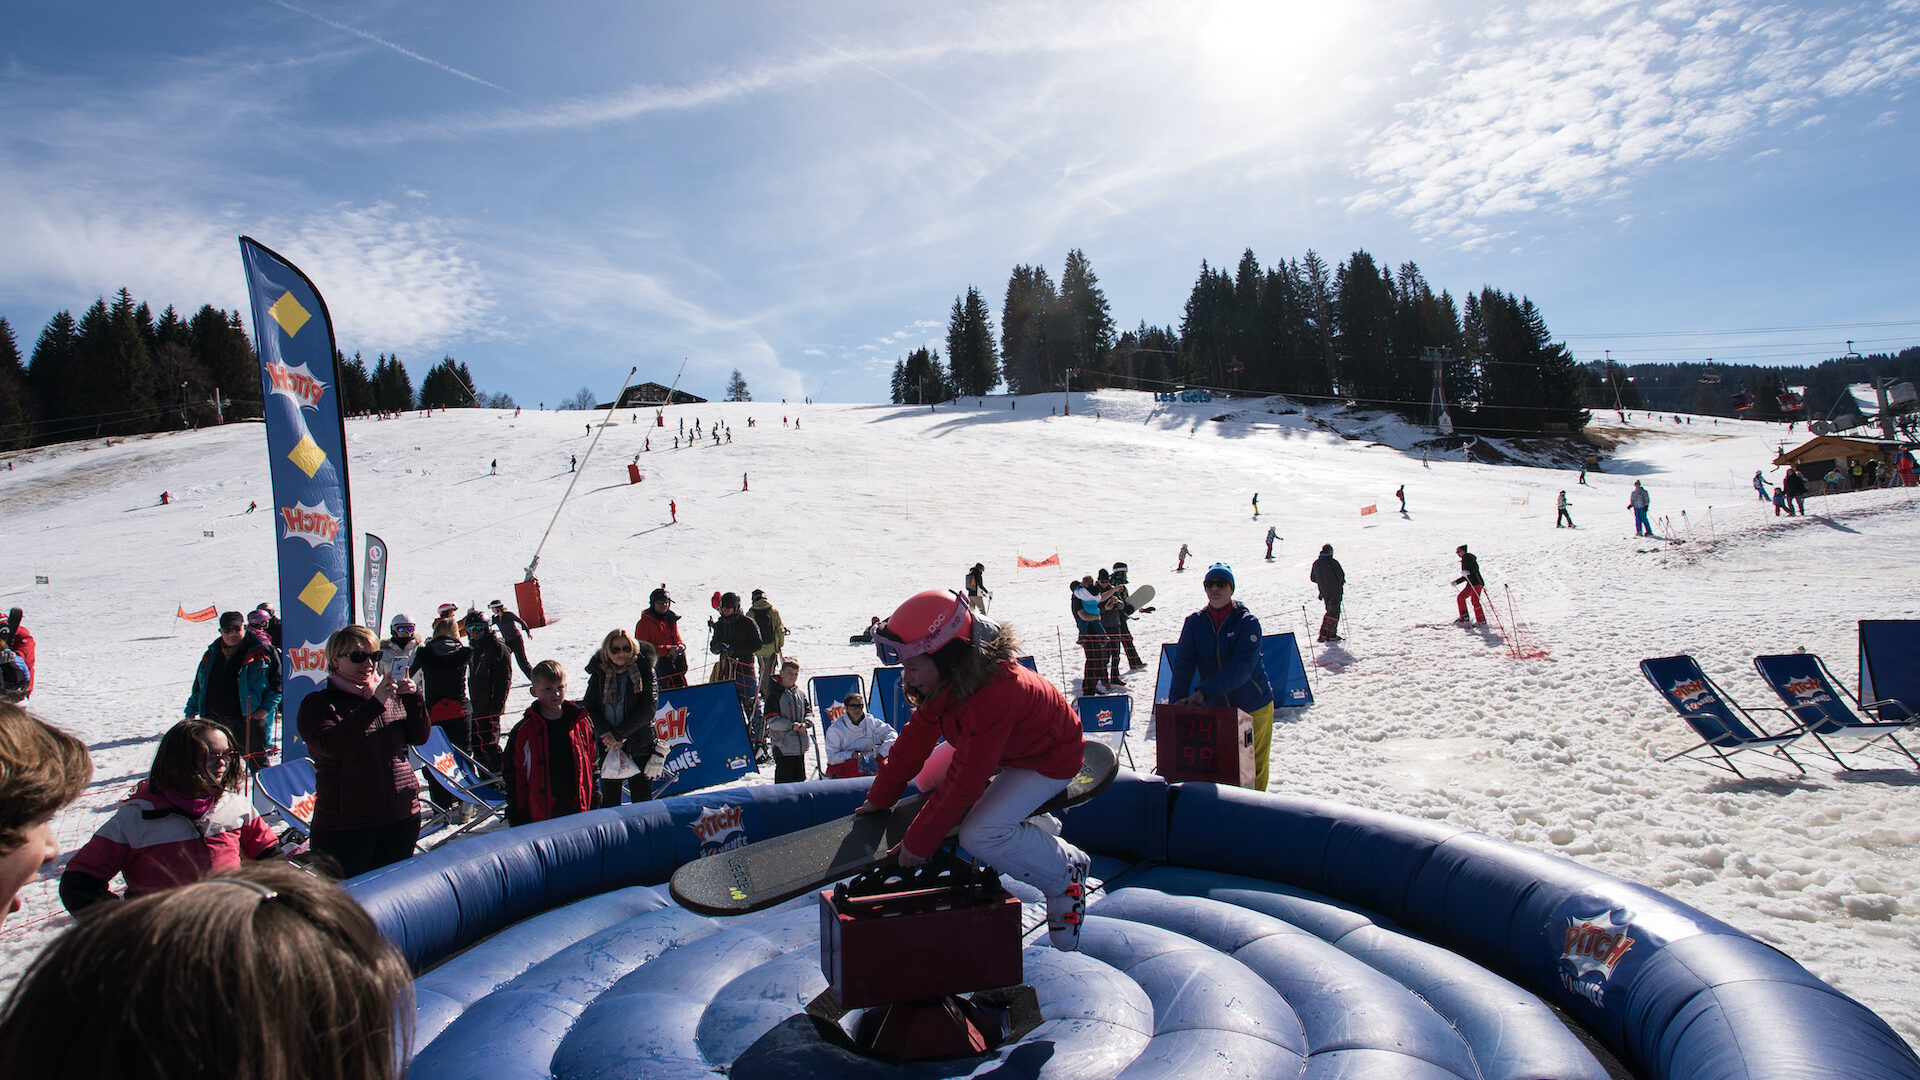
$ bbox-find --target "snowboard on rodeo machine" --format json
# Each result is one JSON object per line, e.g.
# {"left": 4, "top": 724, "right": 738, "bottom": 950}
{"left": 670, "top": 740, "right": 1117, "bottom": 917}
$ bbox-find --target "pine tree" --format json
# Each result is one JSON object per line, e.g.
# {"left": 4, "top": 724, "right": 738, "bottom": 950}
{"left": 725, "top": 369, "right": 751, "bottom": 402}
{"left": 101, "top": 288, "right": 159, "bottom": 435}
{"left": 0, "top": 318, "right": 31, "bottom": 449}
{"left": 1333, "top": 251, "right": 1397, "bottom": 406}
{"left": 894, "top": 346, "right": 951, "bottom": 404}
{"left": 1058, "top": 249, "right": 1113, "bottom": 381}
{"left": 27, "top": 311, "right": 80, "bottom": 441}
{"left": 946, "top": 287, "right": 1000, "bottom": 397}
{"left": 337, "top": 352, "right": 374, "bottom": 415}
{"left": 1000, "top": 265, "right": 1057, "bottom": 395}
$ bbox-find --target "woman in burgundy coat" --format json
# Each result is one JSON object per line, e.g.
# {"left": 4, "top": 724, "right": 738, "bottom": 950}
{"left": 297, "top": 624, "right": 429, "bottom": 879}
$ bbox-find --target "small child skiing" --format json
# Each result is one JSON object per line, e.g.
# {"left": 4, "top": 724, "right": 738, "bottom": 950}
{"left": 860, "top": 591, "right": 1091, "bottom": 950}
{"left": 1176, "top": 542, "right": 1190, "bottom": 572}
{"left": 1264, "top": 526, "right": 1279, "bottom": 561}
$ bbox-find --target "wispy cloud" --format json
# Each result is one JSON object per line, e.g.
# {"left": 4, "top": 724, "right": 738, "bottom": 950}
{"left": 1347, "top": 2, "right": 1920, "bottom": 244}
{"left": 263, "top": 0, "right": 507, "bottom": 93}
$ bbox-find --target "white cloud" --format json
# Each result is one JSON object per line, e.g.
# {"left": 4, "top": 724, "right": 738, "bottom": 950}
{"left": 1347, "top": 2, "right": 1920, "bottom": 243}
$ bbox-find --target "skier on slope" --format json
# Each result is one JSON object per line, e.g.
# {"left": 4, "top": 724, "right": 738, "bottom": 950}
{"left": 1453, "top": 545, "right": 1487, "bottom": 624}
{"left": 1265, "top": 526, "right": 1280, "bottom": 561}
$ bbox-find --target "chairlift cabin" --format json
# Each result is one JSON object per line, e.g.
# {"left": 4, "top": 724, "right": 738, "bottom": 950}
{"left": 1777, "top": 391, "right": 1804, "bottom": 412}
{"left": 1730, "top": 391, "right": 1755, "bottom": 412}
{"left": 1698, "top": 372, "right": 1721, "bottom": 384}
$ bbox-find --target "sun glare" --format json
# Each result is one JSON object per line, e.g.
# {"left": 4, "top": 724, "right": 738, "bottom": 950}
{"left": 1190, "top": 0, "right": 1363, "bottom": 100}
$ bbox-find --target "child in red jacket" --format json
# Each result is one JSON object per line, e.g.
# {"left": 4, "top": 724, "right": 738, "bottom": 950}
{"left": 61, "top": 719, "right": 280, "bottom": 913}
{"left": 859, "top": 590, "right": 1090, "bottom": 950}
{"left": 503, "top": 660, "right": 599, "bottom": 826}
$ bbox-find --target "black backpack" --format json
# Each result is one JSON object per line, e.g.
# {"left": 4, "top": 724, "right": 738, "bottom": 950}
{"left": 750, "top": 605, "right": 775, "bottom": 644}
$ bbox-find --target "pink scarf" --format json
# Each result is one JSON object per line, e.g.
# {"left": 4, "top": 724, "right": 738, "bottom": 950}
{"left": 329, "top": 671, "right": 376, "bottom": 697}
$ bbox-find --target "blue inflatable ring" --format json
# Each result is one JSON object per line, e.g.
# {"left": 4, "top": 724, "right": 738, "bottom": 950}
{"left": 346, "top": 774, "right": 1920, "bottom": 1080}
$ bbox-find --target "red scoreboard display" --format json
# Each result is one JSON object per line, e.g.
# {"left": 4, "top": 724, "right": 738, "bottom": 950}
{"left": 1152, "top": 704, "right": 1256, "bottom": 787}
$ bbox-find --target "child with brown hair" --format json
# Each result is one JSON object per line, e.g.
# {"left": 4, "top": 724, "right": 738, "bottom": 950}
{"left": 504, "top": 660, "right": 599, "bottom": 826}
{"left": 0, "top": 703, "right": 92, "bottom": 927}
{"left": 61, "top": 718, "right": 281, "bottom": 914}
{"left": 0, "top": 862, "right": 415, "bottom": 1080}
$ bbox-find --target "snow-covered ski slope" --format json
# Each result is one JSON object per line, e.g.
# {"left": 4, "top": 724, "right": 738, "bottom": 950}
{"left": 3, "top": 392, "right": 1917, "bottom": 1049}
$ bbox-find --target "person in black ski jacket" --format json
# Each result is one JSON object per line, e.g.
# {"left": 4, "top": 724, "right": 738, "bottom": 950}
{"left": 1453, "top": 545, "right": 1486, "bottom": 624}
{"left": 709, "top": 593, "right": 765, "bottom": 750}
{"left": 488, "top": 600, "right": 535, "bottom": 680}
{"left": 409, "top": 617, "right": 472, "bottom": 811}
{"left": 581, "top": 629, "right": 659, "bottom": 807}
{"left": 1309, "top": 545, "right": 1345, "bottom": 642}
{"left": 463, "top": 611, "right": 513, "bottom": 776}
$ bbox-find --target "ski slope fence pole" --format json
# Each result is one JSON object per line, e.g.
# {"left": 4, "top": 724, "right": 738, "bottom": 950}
{"left": 1055, "top": 626, "right": 1069, "bottom": 690}
{"left": 524, "top": 365, "right": 638, "bottom": 581}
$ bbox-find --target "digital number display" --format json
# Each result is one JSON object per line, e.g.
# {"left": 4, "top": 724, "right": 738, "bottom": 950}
{"left": 1176, "top": 714, "right": 1215, "bottom": 772}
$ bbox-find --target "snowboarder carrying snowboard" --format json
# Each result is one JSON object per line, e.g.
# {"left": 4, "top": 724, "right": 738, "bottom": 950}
{"left": 859, "top": 590, "right": 1091, "bottom": 951}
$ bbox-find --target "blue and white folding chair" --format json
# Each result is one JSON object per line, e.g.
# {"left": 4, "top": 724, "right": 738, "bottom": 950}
{"left": 1859, "top": 620, "right": 1920, "bottom": 724}
{"left": 809, "top": 673, "right": 865, "bottom": 779}
{"left": 410, "top": 727, "right": 508, "bottom": 838}
{"left": 1075, "top": 694, "right": 1136, "bottom": 769}
{"left": 1640, "top": 655, "right": 1807, "bottom": 778}
{"left": 1753, "top": 652, "right": 1919, "bottom": 770}
{"left": 871, "top": 665, "right": 908, "bottom": 731}
{"left": 252, "top": 757, "right": 318, "bottom": 843}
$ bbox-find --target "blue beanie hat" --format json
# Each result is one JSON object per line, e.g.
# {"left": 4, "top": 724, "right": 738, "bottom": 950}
{"left": 1204, "top": 562, "right": 1235, "bottom": 587}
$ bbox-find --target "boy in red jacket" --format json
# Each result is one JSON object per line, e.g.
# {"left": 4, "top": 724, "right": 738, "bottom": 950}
{"left": 858, "top": 590, "right": 1091, "bottom": 950}
{"left": 504, "top": 660, "right": 599, "bottom": 826}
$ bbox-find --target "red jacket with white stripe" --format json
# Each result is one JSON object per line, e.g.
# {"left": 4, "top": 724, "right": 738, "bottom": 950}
{"left": 60, "top": 782, "right": 280, "bottom": 913}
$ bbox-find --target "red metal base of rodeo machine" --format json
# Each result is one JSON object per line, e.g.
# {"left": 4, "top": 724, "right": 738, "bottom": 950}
{"left": 818, "top": 851, "right": 1037, "bottom": 1063}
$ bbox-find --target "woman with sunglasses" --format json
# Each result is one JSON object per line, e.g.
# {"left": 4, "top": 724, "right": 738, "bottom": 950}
{"left": 297, "top": 625, "right": 429, "bottom": 878}
{"left": 581, "top": 629, "right": 659, "bottom": 807}
{"left": 60, "top": 719, "right": 281, "bottom": 914}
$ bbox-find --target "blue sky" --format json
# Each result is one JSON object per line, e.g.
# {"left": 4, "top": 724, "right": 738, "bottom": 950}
{"left": 5, "top": 0, "right": 1919, "bottom": 405}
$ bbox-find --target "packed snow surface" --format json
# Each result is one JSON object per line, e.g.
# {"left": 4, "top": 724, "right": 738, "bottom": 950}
{"left": 3, "top": 393, "right": 1916, "bottom": 1052}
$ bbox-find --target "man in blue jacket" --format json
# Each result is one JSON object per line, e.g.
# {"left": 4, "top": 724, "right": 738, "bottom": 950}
{"left": 1167, "top": 563, "right": 1275, "bottom": 791}
{"left": 184, "top": 610, "right": 284, "bottom": 770}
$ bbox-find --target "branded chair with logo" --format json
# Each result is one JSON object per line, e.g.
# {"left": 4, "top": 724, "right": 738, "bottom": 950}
{"left": 810, "top": 673, "right": 873, "bottom": 779}
{"left": 252, "top": 756, "right": 319, "bottom": 844}
{"left": 1639, "top": 654, "right": 1808, "bottom": 778}
{"left": 1074, "top": 693, "right": 1136, "bottom": 769}
{"left": 1752, "top": 652, "right": 1918, "bottom": 770}
{"left": 410, "top": 726, "right": 507, "bottom": 838}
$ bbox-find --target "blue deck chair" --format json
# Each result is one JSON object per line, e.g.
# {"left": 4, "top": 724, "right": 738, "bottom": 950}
{"left": 410, "top": 727, "right": 507, "bottom": 839}
{"left": 252, "top": 757, "right": 318, "bottom": 842}
{"left": 1075, "top": 693, "right": 1136, "bottom": 769}
{"left": 809, "top": 673, "right": 865, "bottom": 779}
{"left": 1859, "top": 620, "right": 1920, "bottom": 723}
{"left": 1752, "top": 653, "right": 1919, "bottom": 770}
{"left": 1640, "top": 655, "right": 1807, "bottom": 778}
{"left": 871, "top": 665, "right": 907, "bottom": 731}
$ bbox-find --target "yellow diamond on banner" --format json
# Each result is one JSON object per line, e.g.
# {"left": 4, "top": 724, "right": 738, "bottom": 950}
{"left": 287, "top": 435, "right": 327, "bottom": 478}
{"left": 298, "top": 572, "right": 338, "bottom": 615}
{"left": 268, "top": 291, "right": 311, "bottom": 337}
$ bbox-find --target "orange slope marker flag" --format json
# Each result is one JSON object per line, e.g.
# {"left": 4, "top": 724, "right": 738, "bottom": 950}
{"left": 1360, "top": 504, "right": 1378, "bottom": 517}
{"left": 177, "top": 604, "right": 219, "bottom": 622}
{"left": 1017, "top": 554, "right": 1060, "bottom": 568}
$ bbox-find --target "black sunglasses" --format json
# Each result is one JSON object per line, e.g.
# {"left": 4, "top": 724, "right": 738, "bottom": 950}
{"left": 346, "top": 649, "right": 384, "bottom": 663}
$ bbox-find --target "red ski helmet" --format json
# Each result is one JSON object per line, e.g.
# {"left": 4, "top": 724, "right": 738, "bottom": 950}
{"left": 874, "top": 590, "right": 972, "bottom": 665}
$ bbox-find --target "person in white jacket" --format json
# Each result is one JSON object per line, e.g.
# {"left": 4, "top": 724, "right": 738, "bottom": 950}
{"left": 823, "top": 692, "right": 897, "bottom": 778}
